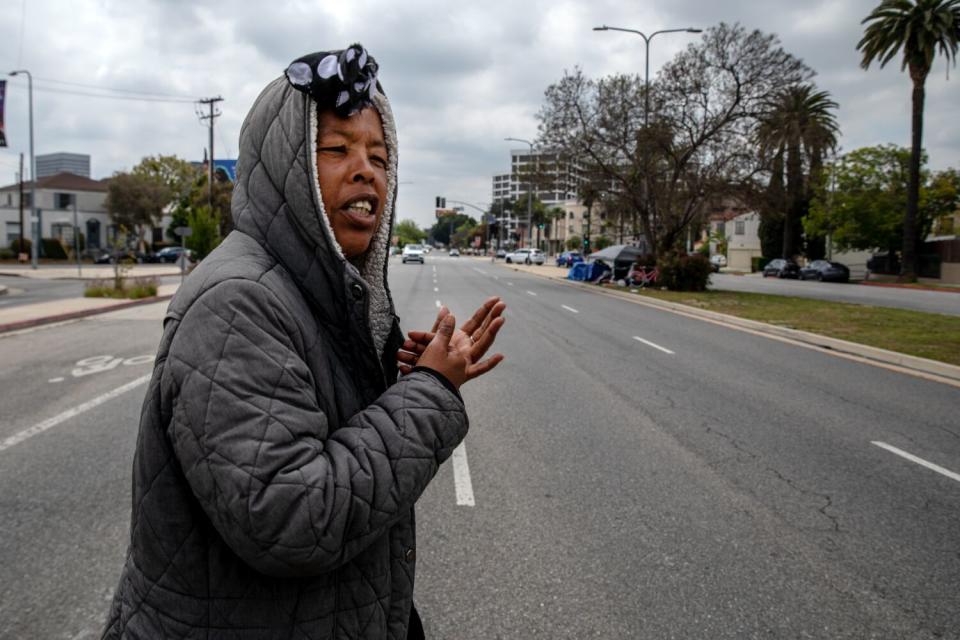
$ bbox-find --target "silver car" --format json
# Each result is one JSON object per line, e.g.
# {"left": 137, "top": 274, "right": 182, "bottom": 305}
{"left": 504, "top": 248, "right": 545, "bottom": 265}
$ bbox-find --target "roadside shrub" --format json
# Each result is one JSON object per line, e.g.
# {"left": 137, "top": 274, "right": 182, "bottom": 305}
{"left": 656, "top": 252, "right": 712, "bottom": 291}
{"left": 84, "top": 276, "right": 158, "bottom": 300}
{"left": 8, "top": 237, "right": 30, "bottom": 254}
{"left": 594, "top": 235, "right": 613, "bottom": 250}
{"left": 0, "top": 248, "right": 14, "bottom": 260}
{"left": 40, "top": 238, "right": 68, "bottom": 260}
{"left": 566, "top": 235, "right": 582, "bottom": 251}
{"left": 751, "top": 256, "right": 771, "bottom": 273}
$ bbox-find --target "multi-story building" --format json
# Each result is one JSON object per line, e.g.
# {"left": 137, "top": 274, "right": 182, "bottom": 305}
{"left": 0, "top": 172, "right": 110, "bottom": 254}
{"left": 36, "top": 152, "right": 91, "bottom": 179}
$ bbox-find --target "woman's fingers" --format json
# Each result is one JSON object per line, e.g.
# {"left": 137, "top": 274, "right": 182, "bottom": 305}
{"left": 465, "top": 353, "right": 504, "bottom": 379}
{"left": 461, "top": 297, "right": 501, "bottom": 336}
{"left": 469, "top": 315, "right": 505, "bottom": 361}
{"left": 430, "top": 305, "right": 450, "bottom": 332}
{"left": 396, "top": 350, "right": 419, "bottom": 365}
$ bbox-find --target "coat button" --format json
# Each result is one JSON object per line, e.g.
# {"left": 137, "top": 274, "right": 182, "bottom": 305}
{"left": 351, "top": 283, "right": 364, "bottom": 300}
{"left": 404, "top": 548, "right": 416, "bottom": 562}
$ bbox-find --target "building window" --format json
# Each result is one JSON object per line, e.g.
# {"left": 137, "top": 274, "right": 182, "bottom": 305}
{"left": 716, "top": 222, "right": 725, "bottom": 235}
{"left": 735, "top": 220, "right": 745, "bottom": 235}
{"left": 6, "top": 222, "right": 21, "bottom": 246}
{"left": 55, "top": 192, "right": 73, "bottom": 209}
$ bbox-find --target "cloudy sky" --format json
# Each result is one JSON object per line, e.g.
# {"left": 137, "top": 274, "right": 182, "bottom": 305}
{"left": 1, "top": 0, "right": 957, "bottom": 230}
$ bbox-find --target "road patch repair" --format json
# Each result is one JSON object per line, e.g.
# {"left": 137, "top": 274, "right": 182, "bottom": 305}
{"left": 499, "top": 262, "right": 960, "bottom": 388}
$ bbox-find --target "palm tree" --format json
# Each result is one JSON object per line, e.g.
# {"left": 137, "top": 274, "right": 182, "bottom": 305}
{"left": 757, "top": 84, "right": 840, "bottom": 258}
{"left": 858, "top": 0, "right": 960, "bottom": 280}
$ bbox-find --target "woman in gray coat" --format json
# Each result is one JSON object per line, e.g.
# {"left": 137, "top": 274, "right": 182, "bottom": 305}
{"left": 102, "top": 44, "right": 505, "bottom": 639}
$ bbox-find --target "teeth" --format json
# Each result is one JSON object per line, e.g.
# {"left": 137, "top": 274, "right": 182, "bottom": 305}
{"left": 346, "top": 200, "right": 373, "bottom": 214}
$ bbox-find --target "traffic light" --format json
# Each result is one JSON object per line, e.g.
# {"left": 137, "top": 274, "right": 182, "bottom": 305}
{"left": 435, "top": 196, "right": 446, "bottom": 209}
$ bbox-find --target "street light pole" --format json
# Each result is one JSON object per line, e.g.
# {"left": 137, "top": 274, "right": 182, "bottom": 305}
{"left": 593, "top": 25, "right": 701, "bottom": 247}
{"left": 9, "top": 69, "right": 37, "bottom": 269}
{"left": 505, "top": 137, "right": 535, "bottom": 250}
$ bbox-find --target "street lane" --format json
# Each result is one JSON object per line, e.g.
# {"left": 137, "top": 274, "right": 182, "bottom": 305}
{"left": 404, "top": 257, "right": 959, "bottom": 638}
{"left": 0, "top": 258, "right": 957, "bottom": 638}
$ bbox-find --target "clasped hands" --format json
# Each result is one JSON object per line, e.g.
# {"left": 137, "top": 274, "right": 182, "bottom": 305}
{"left": 396, "top": 296, "right": 506, "bottom": 389}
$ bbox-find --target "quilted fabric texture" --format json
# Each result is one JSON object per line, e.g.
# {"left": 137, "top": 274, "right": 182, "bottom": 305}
{"left": 102, "top": 74, "right": 468, "bottom": 639}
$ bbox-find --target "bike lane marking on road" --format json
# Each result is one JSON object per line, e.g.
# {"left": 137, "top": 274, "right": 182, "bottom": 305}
{"left": 562, "top": 305, "right": 579, "bottom": 314}
{"left": 632, "top": 336, "right": 675, "bottom": 355}
{"left": 0, "top": 374, "right": 152, "bottom": 453}
{"left": 872, "top": 441, "right": 960, "bottom": 483}
{"left": 451, "top": 442, "right": 475, "bottom": 506}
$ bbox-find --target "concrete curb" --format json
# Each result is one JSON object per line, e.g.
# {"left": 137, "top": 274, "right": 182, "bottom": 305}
{"left": 503, "top": 264, "right": 960, "bottom": 385}
{"left": 0, "top": 294, "right": 175, "bottom": 335}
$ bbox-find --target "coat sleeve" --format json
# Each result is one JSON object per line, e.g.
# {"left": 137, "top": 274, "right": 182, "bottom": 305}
{"left": 163, "top": 278, "right": 468, "bottom": 577}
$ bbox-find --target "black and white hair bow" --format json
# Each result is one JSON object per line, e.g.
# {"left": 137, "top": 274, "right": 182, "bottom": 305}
{"left": 284, "top": 44, "right": 381, "bottom": 117}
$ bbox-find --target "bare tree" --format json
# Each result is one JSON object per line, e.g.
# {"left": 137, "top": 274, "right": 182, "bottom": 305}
{"left": 538, "top": 23, "right": 811, "bottom": 257}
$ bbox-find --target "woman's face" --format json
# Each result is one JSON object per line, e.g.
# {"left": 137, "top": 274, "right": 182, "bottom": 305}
{"left": 315, "top": 107, "right": 388, "bottom": 258}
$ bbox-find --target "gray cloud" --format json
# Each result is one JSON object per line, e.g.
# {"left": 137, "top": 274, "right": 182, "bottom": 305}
{"left": 0, "top": 0, "right": 956, "bottom": 231}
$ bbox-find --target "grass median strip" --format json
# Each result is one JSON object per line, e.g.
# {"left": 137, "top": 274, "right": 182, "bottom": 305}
{"left": 622, "top": 288, "right": 960, "bottom": 366}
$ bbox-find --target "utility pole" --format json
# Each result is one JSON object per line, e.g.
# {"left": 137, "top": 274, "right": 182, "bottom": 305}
{"left": 198, "top": 96, "right": 223, "bottom": 209}
{"left": 18, "top": 153, "right": 25, "bottom": 260}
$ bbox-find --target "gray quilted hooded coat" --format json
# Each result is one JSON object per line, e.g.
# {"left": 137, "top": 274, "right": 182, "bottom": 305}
{"left": 102, "top": 73, "right": 468, "bottom": 639}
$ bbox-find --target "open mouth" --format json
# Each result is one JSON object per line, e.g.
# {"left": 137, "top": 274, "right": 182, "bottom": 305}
{"left": 339, "top": 195, "right": 380, "bottom": 226}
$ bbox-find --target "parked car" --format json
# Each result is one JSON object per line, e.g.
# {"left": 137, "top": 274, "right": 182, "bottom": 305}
{"left": 94, "top": 249, "right": 146, "bottom": 265}
{"left": 401, "top": 243, "right": 425, "bottom": 264}
{"left": 799, "top": 260, "right": 850, "bottom": 282}
{"left": 504, "top": 248, "right": 545, "bottom": 265}
{"left": 495, "top": 249, "right": 507, "bottom": 259}
{"left": 146, "top": 246, "right": 194, "bottom": 264}
{"left": 556, "top": 251, "right": 584, "bottom": 268}
{"left": 710, "top": 254, "right": 727, "bottom": 273}
{"left": 762, "top": 258, "right": 801, "bottom": 279}
{"left": 448, "top": 248, "right": 460, "bottom": 257}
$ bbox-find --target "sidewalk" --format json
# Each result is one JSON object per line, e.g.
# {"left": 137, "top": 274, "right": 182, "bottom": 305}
{"left": 0, "top": 264, "right": 183, "bottom": 280}
{"left": 0, "top": 282, "right": 180, "bottom": 334}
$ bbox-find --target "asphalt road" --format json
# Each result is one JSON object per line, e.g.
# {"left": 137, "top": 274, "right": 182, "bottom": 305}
{"left": 0, "top": 256, "right": 957, "bottom": 639}
{"left": 709, "top": 272, "right": 960, "bottom": 317}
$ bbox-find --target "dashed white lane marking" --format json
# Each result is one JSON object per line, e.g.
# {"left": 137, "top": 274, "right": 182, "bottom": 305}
{"left": 493, "top": 276, "right": 499, "bottom": 280}
{"left": 526, "top": 290, "right": 537, "bottom": 297}
{"left": 435, "top": 300, "right": 442, "bottom": 308}
{"left": 0, "top": 374, "right": 152, "bottom": 453}
{"left": 562, "top": 305, "right": 579, "bottom": 314}
{"left": 632, "top": 336, "right": 675, "bottom": 355}
{"left": 433, "top": 287, "right": 439, "bottom": 292}
{"left": 451, "top": 442, "right": 475, "bottom": 506}
{"left": 473, "top": 268, "right": 487, "bottom": 275}
{"left": 507, "top": 282, "right": 514, "bottom": 286}
{"left": 872, "top": 441, "right": 960, "bottom": 483}
{"left": 48, "top": 377, "right": 65, "bottom": 383}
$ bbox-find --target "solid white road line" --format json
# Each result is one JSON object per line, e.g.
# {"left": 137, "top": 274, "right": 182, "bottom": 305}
{"left": 872, "top": 441, "right": 960, "bottom": 483}
{"left": 562, "top": 305, "right": 579, "bottom": 314}
{"left": 632, "top": 336, "right": 675, "bottom": 355}
{"left": 526, "top": 290, "right": 537, "bottom": 297}
{"left": 435, "top": 300, "right": 442, "bottom": 308}
{"left": 48, "top": 377, "right": 65, "bottom": 383}
{"left": 451, "top": 442, "right": 476, "bottom": 506}
{"left": 0, "top": 374, "right": 152, "bottom": 453}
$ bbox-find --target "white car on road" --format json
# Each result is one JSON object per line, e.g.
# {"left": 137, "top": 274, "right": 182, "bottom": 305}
{"left": 401, "top": 244, "right": 425, "bottom": 264}
{"left": 504, "top": 248, "right": 545, "bottom": 265}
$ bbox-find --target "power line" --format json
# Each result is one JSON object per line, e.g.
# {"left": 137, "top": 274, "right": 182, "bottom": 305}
{"left": 26, "top": 84, "right": 198, "bottom": 103}
{"left": 33, "top": 76, "right": 201, "bottom": 100}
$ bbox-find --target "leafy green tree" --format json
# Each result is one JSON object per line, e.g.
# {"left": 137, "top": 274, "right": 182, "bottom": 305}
{"left": 186, "top": 205, "right": 222, "bottom": 260}
{"left": 394, "top": 219, "right": 426, "bottom": 247}
{"left": 566, "top": 235, "right": 582, "bottom": 251}
{"left": 858, "top": 0, "right": 960, "bottom": 280}
{"left": 105, "top": 172, "right": 171, "bottom": 252}
{"left": 756, "top": 84, "right": 839, "bottom": 258}
{"left": 806, "top": 145, "right": 931, "bottom": 255}
{"left": 429, "top": 213, "right": 476, "bottom": 246}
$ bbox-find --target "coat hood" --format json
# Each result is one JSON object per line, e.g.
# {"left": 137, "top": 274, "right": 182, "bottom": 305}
{"left": 231, "top": 59, "right": 399, "bottom": 354}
